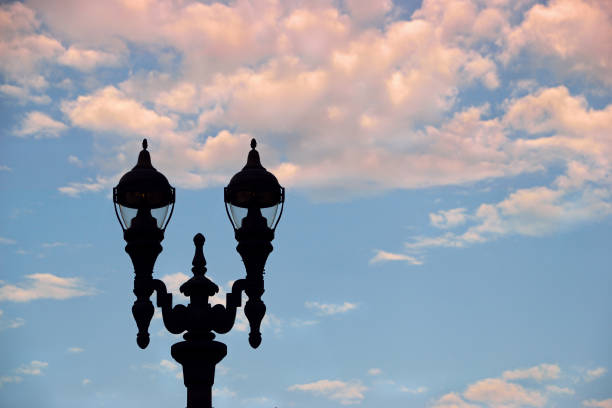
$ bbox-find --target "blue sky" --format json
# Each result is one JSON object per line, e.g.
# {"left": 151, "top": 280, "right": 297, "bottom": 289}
{"left": 0, "top": 0, "right": 611, "bottom": 407}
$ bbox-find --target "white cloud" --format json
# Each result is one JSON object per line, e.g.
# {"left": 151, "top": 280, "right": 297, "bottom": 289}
{"left": 68, "top": 155, "right": 83, "bottom": 166}
{"left": 0, "top": 273, "right": 96, "bottom": 302}
{"left": 82, "top": 378, "right": 91, "bottom": 386}
{"left": 305, "top": 301, "right": 357, "bottom": 315}
{"left": 584, "top": 399, "right": 612, "bottom": 408}
{"left": 368, "top": 368, "right": 382, "bottom": 376}
{"left": 15, "top": 111, "right": 67, "bottom": 138}
{"left": 400, "top": 385, "right": 427, "bottom": 394}
{"left": 42, "top": 242, "right": 67, "bottom": 248}
{"left": 62, "top": 86, "right": 175, "bottom": 136}
{"left": 67, "top": 347, "right": 84, "bottom": 353}
{"left": 143, "top": 359, "right": 182, "bottom": 379}
{"left": 0, "top": 310, "right": 25, "bottom": 331}
{"left": 58, "top": 176, "right": 109, "bottom": 197}
{"left": 0, "top": 375, "right": 23, "bottom": 387}
{"left": 160, "top": 272, "right": 191, "bottom": 301}
{"left": 502, "top": 363, "right": 561, "bottom": 381}
{"left": 212, "top": 386, "right": 236, "bottom": 397}
{"left": 0, "top": 237, "right": 16, "bottom": 245}
{"left": 502, "top": 0, "right": 612, "bottom": 84}
{"left": 15, "top": 361, "right": 47, "bottom": 376}
{"left": 370, "top": 250, "right": 423, "bottom": 265}
{"left": 430, "top": 208, "right": 468, "bottom": 229}
{"left": 58, "top": 46, "right": 121, "bottom": 71}
{"left": 463, "top": 378, "right": 546, "bottom": 407}
{"left": 0, "top": 165, "right": 11, "bottom": 172}
{"left": 288, "top": 379, "right": 367, "bottom": 405}
{"left": 546, "top": 385, "right": 574, "bottom": 395}
{"left": 432, "top": 392, "right": 480, "bottom": 408}
{"left": 584, "top": 367, "right": 607, "bottom": 382}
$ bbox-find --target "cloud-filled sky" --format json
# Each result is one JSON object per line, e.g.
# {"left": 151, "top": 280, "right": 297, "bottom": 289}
{"left": 0, "top": 0, "right": 611, "bottom": 407}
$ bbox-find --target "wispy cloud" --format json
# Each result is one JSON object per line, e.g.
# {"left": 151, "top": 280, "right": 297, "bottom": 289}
{"left": 400, "top": 385, "right": 427, "bottom": 394}
{"left": 67, "top": 155, "right": 83, "bottom": 167}
{"left": 15, "top": 361, "right": 47, "bottom": 376}
{"left": 502, "top": 363, "right": 561, "bottom": 381}
{"left": 288, "top": 379, "right": 367, "bottom": 405}
{"left": 583, "top": 399, "right": 612, "bottom": 408}
{"left": 42, "top": 242, "right": 67, "bottom": 248}
{"left": 0, "top": 310, "right": 25, "bottom": 331}
{"left": 0, "top": 237, "right": 16, "bottom": 245}
{"left": 430, "top": 208, "right": 468, "bottom": 229}
{"left": 546, "top": 385, "right": 574, "bottom": 395}
{"left": 0, "top": 165, "right": 11, "bottom": 172}
{"left": 0, "top": 375, "right": 23, "bottom": 387}
{"left": 67, "top": 347, "right": 84, "bottom": 354}
{"left": 369, "top": 250, "right": 422, "bottom": 265}
{"left": 305, "top": 301, "right": 357, "bottom": 316}
{"left": 584, "top": 367, "right": 607, "bottom": 382}
{"left": 143, "top": 359, "right": 182, "bottom": 379}
{"left": 58, "top": 176, "right": 109, "bottom": 197}
{"left": 367, "top": 368, "right": 382, "bottom": 376}
{"left": 0, "top": 273, "right": 96, "bottom": 302}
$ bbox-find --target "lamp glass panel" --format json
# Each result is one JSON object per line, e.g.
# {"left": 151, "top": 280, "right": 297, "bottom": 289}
{"left": 261, "top": 204, "right": 279, "bottom": 228}
{"left": 151, "top": 205, "right": 170, "bottom": 229}
{"left": 229, "top": 204, "right": 248, "bottom": 229}
{"left": 119, "top": 205, "right": 138, "bottom": 229}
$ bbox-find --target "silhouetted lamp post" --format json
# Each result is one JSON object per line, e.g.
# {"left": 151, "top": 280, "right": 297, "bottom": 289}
{"left": 113, "top": 138, "right": 284, "bottom": 408}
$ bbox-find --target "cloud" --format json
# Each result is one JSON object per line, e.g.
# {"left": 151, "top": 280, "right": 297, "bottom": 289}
{"left": 160, "top": 272, "right": 191, "bottom": 301}
{"left": 58, "top": 46, "right": 121, "bottom": 71}
{"left": 584, "top": 399, "right": 612, "bottom": 408}
{"left": 15, "top": 111, "right": 67, "bottom": 138}
{"left": 143, "top": 359, "right": 182, "bottom": 379}
{"left": 42, "top": 242, "right": 67, "bottom": 248}
{"left": 62, "top": 86, "right": 175, "bottom": 136}
{"left": 432, "top": 392, "right": 480, "bottom": 408}
{"left": 0, "top": 375, "right": 23, "bottom": 387}
{"left": 502, "top": 0, "right": 612, "bottom": 84}
{"left": 305, "top": 301, "right": 357, "bottom": 315}
{"left": 400, "top": 385, "right": 427, "bottom": 394}
{"left": 0, "top": 310, "right": 25, "bottom": 331}
{"left": 15, "top": 361, "right": 47, "bottom": 376}
{"left": 369, "top": 250, "right": 423, "bottom": 265}
{"left": 387, "top": 86, "right": 612, "bottom": 259}
{"left": 0, "top": 273, "right": 96, "bottom": 302}
{"left": 58, "top": 176, "right": 109, "bottom": 197}
{"left": 68, "top": 155, "right": 83, "bottom": 166}
{"left": 0, "top": 237, "right": 16, "bottom": 245}
{"left": 502, "top": 363, "right": 561, "bottom": 381}
{"left": 430, "top": 363, "right": 584, "bottom": 408}
{"left": 430, "top": 208, "right": 468, "bottom": 229}
{"left": 463, "top": 378, "right": 546, "bottom": 407}
{"left": 82, "top": 378, "right": 91, "bottom": 386}
{"left": 67, "top": 347, "right": 84, "bottom": 353}
{"left": 584, "top": 367, "right": 607, "bottom": 382}
{"left": 212, "top": 387, "right": 236, "bottom": 398}
{"left": 546, "top": 385, "right": 574, "bottom": 395}
{"left": 0, "top": 165, "right": 11, "bottom": 172}
{"left": 345, "top": 0, "right": 392, "bottom": 22}
{"left": 288, "top": 379, "right": 367, "bottom": 405}
{"left": 368, "top": 368, "right": 382, "bottom": 376}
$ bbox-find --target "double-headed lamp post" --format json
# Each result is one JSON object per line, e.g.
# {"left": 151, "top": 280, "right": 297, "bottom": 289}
{"left": 113, "top": 138, "right": 284, "bottom": 408}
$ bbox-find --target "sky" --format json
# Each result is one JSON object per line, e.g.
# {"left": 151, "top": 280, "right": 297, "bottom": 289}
{"left": 0, "top": 0, "right": 611, "bottom": 407}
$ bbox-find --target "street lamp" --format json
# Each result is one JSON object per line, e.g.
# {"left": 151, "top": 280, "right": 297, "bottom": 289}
{"left": 113, "top": 138, "right": 284, "bottom": 408}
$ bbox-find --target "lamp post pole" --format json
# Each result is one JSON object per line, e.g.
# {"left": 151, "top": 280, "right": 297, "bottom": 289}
{"left": 113, "top": 139, "right": 284, "bottom": 408}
